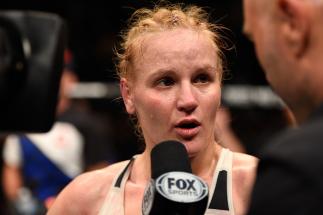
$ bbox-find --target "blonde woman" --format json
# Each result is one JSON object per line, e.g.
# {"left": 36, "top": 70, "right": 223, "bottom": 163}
{"left": 48, "top": 4, "right": 257, "bottom": 215}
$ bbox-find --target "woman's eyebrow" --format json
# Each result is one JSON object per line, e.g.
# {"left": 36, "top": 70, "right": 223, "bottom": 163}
{"left": 194, "top": 65, "right": 218, "bottom": 72}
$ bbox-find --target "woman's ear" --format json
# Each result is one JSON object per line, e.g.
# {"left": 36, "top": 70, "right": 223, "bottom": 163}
{"left": 120, "top": 78, "right": 135, "bottom": 114}
{"left": 278, "top": 0, "right": 310, "bottom": 58}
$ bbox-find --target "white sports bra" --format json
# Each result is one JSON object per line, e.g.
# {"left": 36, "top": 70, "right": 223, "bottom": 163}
{"left": 98, "top": 148, "right": 234, "bottom": 215}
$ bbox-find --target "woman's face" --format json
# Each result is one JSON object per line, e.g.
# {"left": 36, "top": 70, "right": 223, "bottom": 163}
{"left": 121, "top": 28, "right": 221, "bottom": 156}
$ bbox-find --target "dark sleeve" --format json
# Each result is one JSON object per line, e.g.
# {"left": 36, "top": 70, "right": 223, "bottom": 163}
{"left": 247, "top": 158, "right": 319, "bottom": 215}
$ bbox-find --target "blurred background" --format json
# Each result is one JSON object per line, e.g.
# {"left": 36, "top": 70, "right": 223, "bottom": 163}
{"left": 0, "top": 0, "right": 295, "bottom": 214}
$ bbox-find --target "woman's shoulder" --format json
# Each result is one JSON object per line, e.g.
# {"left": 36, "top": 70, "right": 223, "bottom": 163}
{"left": 232, "top": 151, "right": 258, "bottom": 172}
{"left": 76, "top": 159, "right": 132, "bottom": 189}
{"left": 230, "top": 152, "right": 258, "bottom": 215}
{"left": 71, "top": 159, "right": 133, "bottom": 192}
{"left": 231, "top": 151, "right": 258, "bottom": 189}
{"left": 48, "top": 160, "right": 132, "bottom": 214}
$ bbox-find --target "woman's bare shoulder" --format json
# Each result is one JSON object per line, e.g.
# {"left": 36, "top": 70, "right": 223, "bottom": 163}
{"left": 71, "top": 160, "right": 132, "bottom": 193}
{"left": 231, "top": 152, "right": 258, "bottom": 215}
{"left": 48, "top": 160, "right": 132, "bottom": 214}
{"left": 232, "top": 152, "right": 258, "bottom": 189}
{"left": 232, "top": 152, "right": 258, "bottom": 191}
{"left": 232, "top": 151, "right": 258, "bottom": 172}
{"left": 74, "top": 160, "right": 131, "bottom": 191}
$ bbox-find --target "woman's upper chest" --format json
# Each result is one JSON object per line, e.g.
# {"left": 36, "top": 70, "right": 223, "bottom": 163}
{"left": 124, "top": 181, "right": 146, "bottom": 215}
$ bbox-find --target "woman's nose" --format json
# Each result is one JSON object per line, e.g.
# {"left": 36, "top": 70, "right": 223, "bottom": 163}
{"left": 176, "top": 84, "right": 198, "bottom": 113}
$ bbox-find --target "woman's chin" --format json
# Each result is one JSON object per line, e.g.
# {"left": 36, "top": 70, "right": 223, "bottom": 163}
{"left": 184, "top": 144, "right": 200, "bottom": 158}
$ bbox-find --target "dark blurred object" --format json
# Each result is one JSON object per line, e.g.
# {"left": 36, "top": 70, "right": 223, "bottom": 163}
{"left": 220, "top": 85, "right": 292, "bottom": 156}
{"left": 0, "top": 10, "right": 66, "bottom": 132}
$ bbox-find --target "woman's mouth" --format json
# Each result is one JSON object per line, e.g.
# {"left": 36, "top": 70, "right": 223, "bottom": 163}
{"left": 174, "top": 119, "right": 201, "bottom": 140}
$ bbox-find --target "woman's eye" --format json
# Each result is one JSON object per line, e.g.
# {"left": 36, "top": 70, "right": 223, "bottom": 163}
{"left": 156, "top": 77, "right": 175, "bottom": 87}
{"left": 194, "top": 73, "right": 211, "bottom": 84}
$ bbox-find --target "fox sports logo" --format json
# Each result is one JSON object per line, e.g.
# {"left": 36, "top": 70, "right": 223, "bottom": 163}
{"left": 155, "top": 171, "right": 208, "bottom": 203}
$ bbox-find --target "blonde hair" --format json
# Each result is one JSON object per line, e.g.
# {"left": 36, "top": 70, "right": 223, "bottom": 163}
{"left": 115, "top": 3, "right": 227, "bottom": 80}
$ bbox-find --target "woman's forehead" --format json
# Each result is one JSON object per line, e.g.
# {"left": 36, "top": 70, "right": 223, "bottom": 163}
{"left": 124, "top": 28, "right": 220, "bottom": 81}
{"left": 134, "top": 28, "right": 218, "bottom": 61}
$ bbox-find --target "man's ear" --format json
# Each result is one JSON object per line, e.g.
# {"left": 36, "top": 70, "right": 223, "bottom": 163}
{"left": 120, "top": 78, "right": 135, "bottom": 114}
{"left": 278, "top": 0, "right": 310, "bottom": 58}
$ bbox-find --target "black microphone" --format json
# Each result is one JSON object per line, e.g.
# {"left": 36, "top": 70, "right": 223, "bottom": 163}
{"left": 142, "top": 140, "right": 209, "bottom": 215}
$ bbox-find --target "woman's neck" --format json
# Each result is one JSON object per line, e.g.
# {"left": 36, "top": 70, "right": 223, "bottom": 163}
{"left": 190, "top": 142, "right": 222, "bottom": 181}
{"left": 128, "top": 151, "right": 151, "bottom": 185}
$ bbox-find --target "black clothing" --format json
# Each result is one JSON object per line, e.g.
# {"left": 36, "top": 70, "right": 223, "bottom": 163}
{"left": 247, "top": 104, "right": 323, "bottom": 215}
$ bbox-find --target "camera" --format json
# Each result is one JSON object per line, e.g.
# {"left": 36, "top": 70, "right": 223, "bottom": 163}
{"left": 0, "top": 10, "right": 66, "bottom": 132}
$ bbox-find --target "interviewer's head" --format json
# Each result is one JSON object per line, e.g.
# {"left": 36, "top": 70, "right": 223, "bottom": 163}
{"left": 243, "top": 0, "right": 323, "bottom": 122}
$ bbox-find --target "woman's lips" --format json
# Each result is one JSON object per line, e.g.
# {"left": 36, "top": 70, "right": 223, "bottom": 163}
{"left": 174, "top": 126, "right": 201, "bottom": 139}
{"left": 174, "top": 119, "right": 201, "bottom": 139}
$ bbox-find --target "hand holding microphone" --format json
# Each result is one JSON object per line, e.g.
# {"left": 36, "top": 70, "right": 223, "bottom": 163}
{"left": 142, "top": 140, "right": 209, "bottom": 215}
